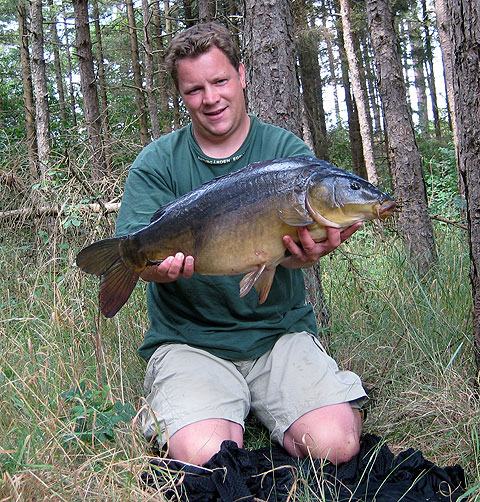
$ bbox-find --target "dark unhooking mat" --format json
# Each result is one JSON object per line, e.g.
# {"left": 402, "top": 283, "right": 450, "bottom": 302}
{"left": 141, "top": 433, "right": 465, "bottom": 501}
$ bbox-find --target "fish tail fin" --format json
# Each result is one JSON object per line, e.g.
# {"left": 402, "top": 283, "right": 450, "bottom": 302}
{"left": 239, "top": 265, "right": 276, "bottom": 304}
{"left": 76, "top": 238, "right": 140, "bottom": 318}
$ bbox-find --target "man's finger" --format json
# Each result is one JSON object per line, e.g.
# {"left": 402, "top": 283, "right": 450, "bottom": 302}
{"left": 339, "top": 222, "right": 362, "bottom": 242}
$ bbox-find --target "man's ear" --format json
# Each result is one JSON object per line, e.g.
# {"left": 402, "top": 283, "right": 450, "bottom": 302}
{"left": 238, "top": 62, "right": 247, "bottom": 89}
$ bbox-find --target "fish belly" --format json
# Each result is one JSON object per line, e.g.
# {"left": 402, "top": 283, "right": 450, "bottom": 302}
{"left": 193, "top": 211, "right": 294, "bottom": 276}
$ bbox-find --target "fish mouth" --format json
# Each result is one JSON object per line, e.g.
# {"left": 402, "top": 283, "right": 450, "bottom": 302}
{"left": 377, "top": 199, "right": 396, "bottom": 220}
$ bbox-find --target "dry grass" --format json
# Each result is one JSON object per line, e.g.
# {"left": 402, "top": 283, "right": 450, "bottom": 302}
{"left": 0, "top": 166, "right": 479, "bottom": 501}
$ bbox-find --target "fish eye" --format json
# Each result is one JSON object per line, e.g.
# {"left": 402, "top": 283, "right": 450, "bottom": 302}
{"left": 350, "top": 181, "right": 361, "bottom": 190}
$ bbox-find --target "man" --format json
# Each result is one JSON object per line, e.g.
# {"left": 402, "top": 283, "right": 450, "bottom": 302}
{"left": 115, "top": 22, "right": 367, "bottom": 466}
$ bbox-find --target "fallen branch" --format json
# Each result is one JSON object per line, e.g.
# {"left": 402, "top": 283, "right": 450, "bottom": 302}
{"left": 431, "top": 214, "right": 467, "bottom": 230}
{"left": 0, "top": 202, "right": 121, "bottom": 220}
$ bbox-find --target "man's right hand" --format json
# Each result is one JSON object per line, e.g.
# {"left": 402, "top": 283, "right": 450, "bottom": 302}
{"left": 140, "top": 252, "right": 195, "bottom": 283}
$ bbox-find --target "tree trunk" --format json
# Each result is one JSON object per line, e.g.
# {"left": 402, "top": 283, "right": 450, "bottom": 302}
{"left": 72, "top": 0, "right": 108, "bottom": 180}
{"left": 421, "top": 0, "right": 441, "bottom": 140}
{"left": 198, "top": 0, "right": 215, "bottom": 21}
{"left": 142, "top": 0, "right": 162, "bottom": 140}
{"left": 294, "top": 2, "right": 330, "bottom": 160}
{"left": 48, "top": 0, "right": 67, "bottom": 123}
{"left": 322, "top": 25, "right": 342, "bottom": 126}
{"left": 63, "top": 19, "right": 78, "bottom": 128}
{"left": 444, "top": 0, "right": 480, "bottom": 374}
{"left": 92, "top": 0, "right": 112, "bottom": 171}
{"left": 152, "top": 0, "right": 172, "bottom": 134}
{"left": 29, "top": 0, "right": 50, "bottom": 176}
{"left": 366, "top": 0, "right": 437, "bottom": 273}
{"left": 364, "top": 44, "right": 382, "bottom": 134}
{"left": 407, "top": 17, "right": 429, "bottom": 135}
{"left": 17, "top": 2, "right": 38, "bottom": 179}
{"left": 244, "top": 0, "right": 329, "bottom": 328}
{"left": 339, "top": 0, "right": 378, "bottom": 185}
{"left": 244, "top": 0, "right": 302, "bottom": 137}
{"left": 434, "top": 0, "right": 463, "bottom": 197}
{"left": 126, "top": 0, "right": 150, "bottom": 146}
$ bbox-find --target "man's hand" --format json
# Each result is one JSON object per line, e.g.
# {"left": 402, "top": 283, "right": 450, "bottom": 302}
{"left": 140, "top": 252, "right": 195, "bottom": 283}
{"left": 281, "top": 223, "right": 362, "bottom": 269}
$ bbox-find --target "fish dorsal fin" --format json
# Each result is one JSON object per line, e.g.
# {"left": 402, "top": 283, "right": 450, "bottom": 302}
{"left": 278, "top": 188, "right": 314, "bottom": 226}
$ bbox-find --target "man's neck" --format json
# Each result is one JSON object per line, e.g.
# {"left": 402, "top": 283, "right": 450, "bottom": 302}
{"left": 194, "top": 115, "right": 251, "bottom": 159}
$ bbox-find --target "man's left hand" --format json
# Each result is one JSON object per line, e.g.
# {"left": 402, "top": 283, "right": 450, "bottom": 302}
{"left": 281, "top": 222, "right": 362, "bottom": 269}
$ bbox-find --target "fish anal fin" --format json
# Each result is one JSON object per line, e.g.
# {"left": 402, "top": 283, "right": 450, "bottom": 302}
{"left": 99, "top": 260, "right": 140, "bottom": 318}
{"left": 239, "top": 265, "right": 277, "bottom": 304}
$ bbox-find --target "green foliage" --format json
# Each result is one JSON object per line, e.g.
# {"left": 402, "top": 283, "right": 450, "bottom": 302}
{"left": 60, "top": 381, "right": 136, "bottom": 444}
{"left": 418, "top": 138, "right": 464, "bottom": 215}
{"left": 327, "top": 125, "right": 353, "bottom": 171}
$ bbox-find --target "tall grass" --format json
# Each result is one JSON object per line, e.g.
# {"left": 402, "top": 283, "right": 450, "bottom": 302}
{"left": 0, "top": 186, "right": 479, "bottom": 500}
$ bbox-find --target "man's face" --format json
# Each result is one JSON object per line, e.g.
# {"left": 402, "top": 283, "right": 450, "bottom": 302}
{"left": 176, "top": 46, "right": 248, "bottom": 146}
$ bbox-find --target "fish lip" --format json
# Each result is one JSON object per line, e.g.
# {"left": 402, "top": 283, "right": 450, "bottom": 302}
{"left": 377, "top": 199, "right": 396, "bottom": 219}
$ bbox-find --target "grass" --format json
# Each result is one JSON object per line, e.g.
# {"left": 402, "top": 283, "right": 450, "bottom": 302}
{"left": 0, "top": 184, "right": 479, "bottom": 500}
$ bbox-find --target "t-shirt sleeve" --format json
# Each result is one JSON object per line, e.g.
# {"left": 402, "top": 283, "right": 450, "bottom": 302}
{"left": 114, "top": 142, "right": 175, "bottom": 237}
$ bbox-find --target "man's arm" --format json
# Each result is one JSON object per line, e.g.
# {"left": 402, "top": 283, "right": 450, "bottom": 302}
{"left": 281, "top": 223, "right": 362, "bottom": 269}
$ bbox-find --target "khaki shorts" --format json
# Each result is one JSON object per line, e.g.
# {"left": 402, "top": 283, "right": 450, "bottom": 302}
{"left": 142, "top": 331, "right": 367, "bottom": 447}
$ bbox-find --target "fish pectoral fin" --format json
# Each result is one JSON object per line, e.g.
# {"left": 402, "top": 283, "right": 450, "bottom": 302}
{"left": 239, "top": 264, "right": 276, "bottom": 304}
{"left": 278, "top": 200, "right": 314, "bottom": 226}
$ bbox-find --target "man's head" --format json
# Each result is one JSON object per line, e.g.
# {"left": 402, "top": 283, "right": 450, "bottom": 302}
{"left": 165, "top": 22, "right": 241, "bottom": 89}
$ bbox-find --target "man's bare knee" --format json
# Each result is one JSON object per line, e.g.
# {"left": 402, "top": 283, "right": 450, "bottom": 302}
{"left": 283, "top": 405, "right": 362, "bottom": 464}
{"left": 167, "top": 418, "right": 243, "bottom": 465}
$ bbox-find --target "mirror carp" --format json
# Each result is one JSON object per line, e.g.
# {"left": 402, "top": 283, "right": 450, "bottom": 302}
{"left": 76, "top": 156, "right": 395, "bottom": 317}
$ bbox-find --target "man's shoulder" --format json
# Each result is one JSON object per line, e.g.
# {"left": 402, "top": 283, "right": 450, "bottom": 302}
{"left": 248, "top": 115, "right": 313, "bottom": 158}
{"left": 253, "top": 116, "right": 296, "bottom": 136}
{"left": 129, "top": 125, "right": 191, "bottom": 172}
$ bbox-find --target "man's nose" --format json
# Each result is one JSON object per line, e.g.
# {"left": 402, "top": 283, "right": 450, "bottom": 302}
{"left": 203, "top": 84, "right": 220, "bottom": 105}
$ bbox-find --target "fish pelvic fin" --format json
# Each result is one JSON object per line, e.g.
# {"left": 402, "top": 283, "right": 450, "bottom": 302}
{"left": 239, "top": 265, "right": 276, "bottom": 304}
{"left": 75, "top": 237, "right": 141, "bottom": 318}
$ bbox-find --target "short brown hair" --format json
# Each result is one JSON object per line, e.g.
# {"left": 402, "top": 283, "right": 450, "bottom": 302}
{"left": 165, "top": 22, "right": 241, "bottom": 89}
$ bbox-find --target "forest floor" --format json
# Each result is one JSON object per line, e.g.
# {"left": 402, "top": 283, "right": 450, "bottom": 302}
{"left": 0, "top": 195, "right": 479, "bottom": 501}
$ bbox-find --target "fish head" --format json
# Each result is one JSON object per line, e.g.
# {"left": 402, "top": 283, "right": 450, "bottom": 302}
{"left": 306, "top": 172, "right": 395, "bottom": 228}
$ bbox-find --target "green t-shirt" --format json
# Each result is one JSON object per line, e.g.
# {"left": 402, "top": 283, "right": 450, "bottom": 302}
{"left": 115, "top": 115, "right": 317, "bottom": 361}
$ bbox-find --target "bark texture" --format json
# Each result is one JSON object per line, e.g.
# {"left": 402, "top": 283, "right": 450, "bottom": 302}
{"left": 72, "top": 0, "right": 107, "bottom": 180}
{"left": 29, "top": 0, "right": 50, "bottom": 175}
{"left": 366, "top": 0, "right": 437, "bottom": 272}
{"left": 294, "top": 4, "right": 330, "bottom": 160}
{"left": 142, "top": 0, "right": 161, "bottom": 139}
{"left": 444, "top": 0, "right": 480, "bottom": 373}
{"left": 243, "top": 0, "right": 302, "bottom": 138}
{"left": 92, "top": 0, "right": 112, "bottom": 170}
{"left": 17, "top": 2, "right": 38, "bottom": 179}
{"left": 340, "top": 0, "right": 377, "bottom": 185}
{"left": 126, "top": 0, "right": 150, "bottom": 146}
